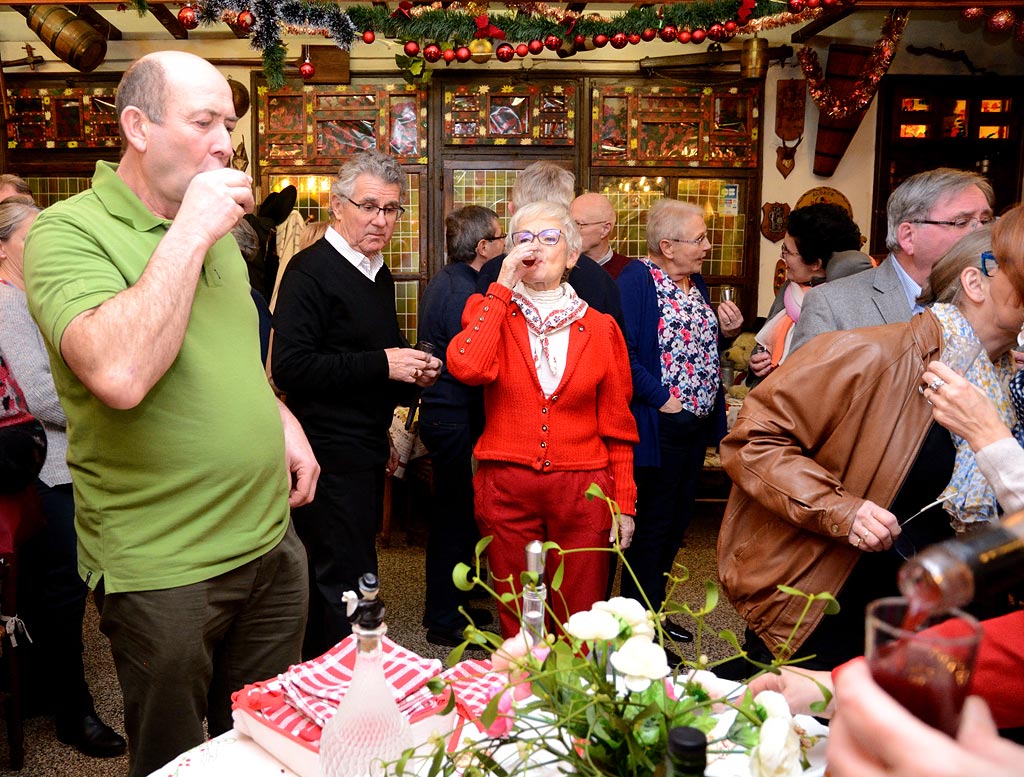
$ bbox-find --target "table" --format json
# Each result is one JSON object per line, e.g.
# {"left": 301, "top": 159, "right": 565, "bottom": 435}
{"left": 148, "top": 731, "right": 298, "bottom": 777}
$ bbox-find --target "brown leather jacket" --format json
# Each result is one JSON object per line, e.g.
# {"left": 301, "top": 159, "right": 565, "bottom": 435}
{"left": 718, "top": 310, "right": 944, "bottom": 655}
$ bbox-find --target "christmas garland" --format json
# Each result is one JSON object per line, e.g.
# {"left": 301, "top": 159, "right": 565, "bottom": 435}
{"left": 797, "top": 8, "right": 908, "bottom": 120}
{"left": 129, "top": 0, "right": 856, "bottom": 87}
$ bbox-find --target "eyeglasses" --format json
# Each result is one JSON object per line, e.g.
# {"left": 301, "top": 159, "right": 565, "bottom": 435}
{"left": 574, "top": 220, "right": 608, "bottom": 229}
{"left": 981, "top": 250, "right": 999, "bottom": 277}
{"left": 511, "top": 229, "right": 562, "bottom": 246}
{"left": 486, "top": 234, "right": 507, "bottom": 242}
{"left": 910, "top": 216, "right": 994, "bottom": 230}
{"left": 664, "top": 233, "right": 708, "bottom": 246}
{"left": 892, "top": 494, "right": 951, "bottom": 560}
{"left": 781, "top": 244, "right": 800, "bottom": 259}
{"left": 343, "top": 196, "right": 405, "bottom": 220}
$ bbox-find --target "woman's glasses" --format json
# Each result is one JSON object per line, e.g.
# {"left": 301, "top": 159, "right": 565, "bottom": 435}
{"left": 893, "top": 494, "right": 953, "bottom": 560}
{"left": 511, "top": 229, "right": 562, "bottom": 246}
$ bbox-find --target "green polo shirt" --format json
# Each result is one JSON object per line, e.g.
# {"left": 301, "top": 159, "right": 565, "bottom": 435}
{"left": 24, "top": 161, "right": 290, "bottom": 593}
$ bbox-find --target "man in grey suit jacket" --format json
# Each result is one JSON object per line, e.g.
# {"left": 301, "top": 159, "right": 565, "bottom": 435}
{"left": 791, "top": 168, "right": 994, "bottom": 352}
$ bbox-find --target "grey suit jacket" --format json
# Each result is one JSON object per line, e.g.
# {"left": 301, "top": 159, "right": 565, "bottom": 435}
{"left": 790, "top": 255, "right": 913, "bottom": 352}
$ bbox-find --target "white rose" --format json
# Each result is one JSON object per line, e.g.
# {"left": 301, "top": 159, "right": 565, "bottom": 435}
{"left": 593, "top": 597, "right": 655, "bottom": 638}
{"left": 563, "top": 609, "right": 621, "bottom": 641}
{"left": 609, "top": 636, "right": 671, "bottom": 692}
{"left": 753, "top": 690, "right": 792, "bottom": 721}
{"left": 748, "top": 716, "right": 802, "bottom": 777}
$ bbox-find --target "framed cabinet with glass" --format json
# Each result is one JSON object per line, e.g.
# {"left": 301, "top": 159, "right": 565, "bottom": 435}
{"left": 872, "top": 75, "right": 1024, "bottom": 253}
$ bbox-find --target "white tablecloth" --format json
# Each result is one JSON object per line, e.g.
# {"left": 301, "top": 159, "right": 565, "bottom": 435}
{"left": 149, "top": 731, "right": 299, "bottom": 776}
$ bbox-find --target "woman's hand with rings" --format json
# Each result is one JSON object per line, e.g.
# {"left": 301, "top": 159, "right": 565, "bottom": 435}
{"left": 923, "top": 360, "right": 1014, "bottom": 450}
{"left": 848, "top": 500, "right": 899, "bottom": 552}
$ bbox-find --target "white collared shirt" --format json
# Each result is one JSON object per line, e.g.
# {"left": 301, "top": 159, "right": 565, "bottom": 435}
{"left": 325, "top": 225, "right": 385, "bottom": 281}
{"left": 592, "top": 246, "right": 613, "bottom": 266}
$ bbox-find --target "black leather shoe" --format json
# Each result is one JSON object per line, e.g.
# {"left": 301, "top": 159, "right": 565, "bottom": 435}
{"left": 464, "top": 606, "right": 494, "bottom": 626}
{"left": 663, "top": 619, "right": 694, "bottom": 643}
{"left": 425, "top": 626, "right": 485, "bottom": 652}
{"left": 663, "top": 646, "right": 684, "bottom": 669}
{"left": 56, "top": 712, "right": 127, "bottom": 758}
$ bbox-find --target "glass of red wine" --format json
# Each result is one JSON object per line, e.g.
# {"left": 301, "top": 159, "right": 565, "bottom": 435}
{"left": 866, "top": 596, "right": 982, "bottom": 737}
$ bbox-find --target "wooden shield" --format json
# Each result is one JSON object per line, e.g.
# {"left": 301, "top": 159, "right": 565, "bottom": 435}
{"left": 760, "top": 202, "right": 790, "bottom": 243}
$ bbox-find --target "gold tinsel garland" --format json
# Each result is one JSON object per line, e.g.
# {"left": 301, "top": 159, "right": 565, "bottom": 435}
{"left": 797, "top": 9, "right": 909, "bottom": 121}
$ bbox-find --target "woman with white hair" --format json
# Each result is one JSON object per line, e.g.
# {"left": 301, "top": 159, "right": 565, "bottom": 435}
{"left": 447, "top": 201, "right": 638, "bottom": 638}
{"left": 617, "top": 197, "right": 743, "bottom": 647}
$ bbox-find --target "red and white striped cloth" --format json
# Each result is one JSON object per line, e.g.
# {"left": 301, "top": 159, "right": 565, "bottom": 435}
{"left": 232, "top": 634, "right": 446, "bottom": 750}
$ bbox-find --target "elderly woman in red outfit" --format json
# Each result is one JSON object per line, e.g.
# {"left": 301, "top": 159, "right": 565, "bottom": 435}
{"left": 447, "top": 201, "right": 639, "bottom": 638}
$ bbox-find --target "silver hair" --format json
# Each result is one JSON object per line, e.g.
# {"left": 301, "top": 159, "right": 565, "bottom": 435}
{"left": 512, "top": 162, "right": 575, "bottom": 210}
{"left": 645, "top": 198, "right": 704, "bottom": 256}
{"left": 332, "top": 150, "right": 407, "bottom": 202}
{"left": 886, "top": 168, "right": 993, "bottom": 254}
{"left": 0, "top": 197, "right": 41, "bottom": 243}
{"left": 508, "top": 201, "right": 582, "bottom": 258}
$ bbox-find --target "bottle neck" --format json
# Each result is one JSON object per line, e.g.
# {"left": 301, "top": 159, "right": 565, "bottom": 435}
{"left": 353, "top": 623, "right": 387, "bottom": 656}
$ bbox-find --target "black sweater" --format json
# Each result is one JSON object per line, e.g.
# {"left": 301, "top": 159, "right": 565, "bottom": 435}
{"left": 271, "top": 238, "right": 413, "bottom": 469}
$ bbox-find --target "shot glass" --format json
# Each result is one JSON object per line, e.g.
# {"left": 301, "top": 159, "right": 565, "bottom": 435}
{"left": 719, "top": 285, "right": 736, "bottom": 304}
{"left": 940, "top": 333, "right": 983, "bottom": 375}
{"left": 866, "top": 596, "right": 982, "bottom": 737}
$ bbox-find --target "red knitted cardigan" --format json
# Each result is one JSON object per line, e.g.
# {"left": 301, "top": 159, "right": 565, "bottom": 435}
{"left": 447, "top": 282, "right": 639, "bottom": 512}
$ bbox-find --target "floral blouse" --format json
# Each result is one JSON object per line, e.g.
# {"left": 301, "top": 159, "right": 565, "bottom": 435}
{"left": 643, "top": 259, "right": 719, "bottom": 417}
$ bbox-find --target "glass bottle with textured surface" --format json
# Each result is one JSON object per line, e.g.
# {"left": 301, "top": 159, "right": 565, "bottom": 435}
{"left": 898, "top": 510, "right": 1024, "bottom": 613}
{"left": 664, "top": 725, "right": 707, "bottom": 776}
{"left": 320, "top": 573, "right": 412, "bottom": 777}
{"left": 522, "top": 540, "right": 547, "bottom": 642}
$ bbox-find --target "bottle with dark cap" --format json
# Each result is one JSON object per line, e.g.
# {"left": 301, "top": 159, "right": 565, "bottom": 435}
{"left": 319, "top": 573, "right": 412, "bottom": 777}
{"left": 664, "top": 725, "right": 707, "bottom": 776}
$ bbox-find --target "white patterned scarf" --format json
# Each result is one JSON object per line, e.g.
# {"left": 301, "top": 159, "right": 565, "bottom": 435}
{"left": 933, "top": 303, "right": 1018, "bottom": 530}
{"left": 512, "top": 282, "right": 588, "bottom": 376}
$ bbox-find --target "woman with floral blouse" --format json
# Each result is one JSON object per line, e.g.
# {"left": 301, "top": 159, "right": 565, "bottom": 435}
{"left": 617, "top": 198, "right": 742, "bottom": 645}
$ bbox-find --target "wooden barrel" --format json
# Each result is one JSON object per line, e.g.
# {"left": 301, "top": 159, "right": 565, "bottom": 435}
{"left": 812, "top": 44, "right": 871, "bottom": 177}
{"left": 26, "top": 5, "right": 107, "bottom": 73}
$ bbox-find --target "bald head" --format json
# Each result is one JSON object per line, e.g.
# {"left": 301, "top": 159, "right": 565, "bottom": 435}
{"left": 570, "top": 193, "right": 616, "bottom": 257}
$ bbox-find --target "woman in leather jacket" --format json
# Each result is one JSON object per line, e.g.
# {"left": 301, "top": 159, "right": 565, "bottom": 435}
{"left": 717, "top": 206, "right": 1024, "bottom": 674}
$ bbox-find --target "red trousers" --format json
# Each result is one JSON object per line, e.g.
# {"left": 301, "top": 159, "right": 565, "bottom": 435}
{"left": 474, "top": 462, "right": 614, "bottom": 638}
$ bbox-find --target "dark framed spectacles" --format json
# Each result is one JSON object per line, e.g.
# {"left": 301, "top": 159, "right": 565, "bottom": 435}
{"left": 665, "top": 233, "right": 708, "bottom": 246}
{"left": 574, "top": 220, "right": 608, "bottom": 229}
{"left": 910, "top": 216, "right": 994, "bottom": 230}
{"left": 486, "top": 234, "right": 507, "bottom": 242}
{"left": 981, "top": 250, "right": 999, "bottom": 277}
{"left": 343, "top": 195, "right": 405, "bottom": 220}
{"left": 780, "top": 244, "right": 800, "bottom": 259}
{"left": 511, "top": 229, "right": 562, "bottom": 246}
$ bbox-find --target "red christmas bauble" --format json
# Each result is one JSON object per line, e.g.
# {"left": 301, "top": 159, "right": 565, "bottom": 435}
{"left": 495, "top": 43, "right": 515, "bottom": 62}
{"left": 574, "top": 33, "right": 586, "bottom": 46}
{"left": 299, "top": 59, "right": 315, "bottom": 79}
{"left": 627, "top": 32, "right": 642, "bottom": 45}
{"left": 822, "top": 0, "right": 839, "bottom": 6}
{"left": 676, "top": 28, "right": 691, "bottom": 44}
{"left": 177, "top": 5, "right": 198, "bottom": 30}
{"left": 403, "top": 40, "right": 420, "bottom": 57}
{"left": 987, "top": 9, "right": 1016, "bottom": 32}
{"left": 610, "top": 32, "right": 628, "bottom": 49}
{"left": 690, "top": 28, "right": 707, "bottom": 44}
{"left": 787, "top": 0, "right": 805, "bottom": 12}
{"left": 544, "top": 35, "right": 562, "bottom": 50}
{"left": 593, "top": 33, "right": 609, "bottom": 47}
{"left": 237, "top": 10, "right": 254, "bottom": 31}
{"left": 724, "top": 20, "right": 738, "bottom": 33}
{"left": 641, "top": 28, "right": 657, "bottom": 42}
{"left": 707, "top": 23, "right": 728, "bottom": 41}
{"left": 423, "top": 44, "right": 442, "bottom": 62}
{"left": 442, "top": 48, "right": 456, "bottom": 63}
{"left": 806, "top": 0, "right": 821, "bottom": 8}
{"left": 659, "top": 25, "right": 676, "bottom": 42}
{"left": 960, "top": 7, "right": 985, "bottom": 22}
{"left": 515, "top": 43, "right": 529, "bottom": 57}
{"left": 454, "top": 46, "right": 472, "bottom": 62}
{"left": 528, "top": 39, "right": 544, "bottom": 54}
{"left": 362, "top": 30, "right": 375, "bottom": 44}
